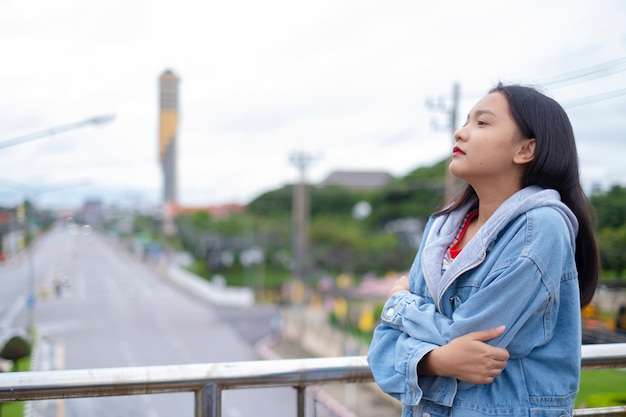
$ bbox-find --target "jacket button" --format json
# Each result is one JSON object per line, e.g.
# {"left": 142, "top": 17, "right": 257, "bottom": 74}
{"left": 385, "top": 308, "right": 395, "bottom": 318}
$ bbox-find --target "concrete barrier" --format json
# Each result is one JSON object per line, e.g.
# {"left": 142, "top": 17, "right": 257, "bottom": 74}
{"left": 165, "top": 265, "right": 254, "bottom": 307}
{"left": 281, "top": 306, "right": 369, "bottom": 357}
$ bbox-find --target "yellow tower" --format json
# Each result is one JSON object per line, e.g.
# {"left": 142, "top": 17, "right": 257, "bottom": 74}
{"left": 159, "top": 70, "right": 179, "bottom": 205}
{"left": 159, "top": 70, "right": 179, "bottom": 234}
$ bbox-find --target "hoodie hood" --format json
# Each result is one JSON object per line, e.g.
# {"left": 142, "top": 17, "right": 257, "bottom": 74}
{"left": 420, "top": 186, "right": 578, "bottom": 308}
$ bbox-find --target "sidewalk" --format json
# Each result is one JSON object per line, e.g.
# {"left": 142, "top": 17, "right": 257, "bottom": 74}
{"left": 255, "top": 335, "right": 401, "bottom": 417}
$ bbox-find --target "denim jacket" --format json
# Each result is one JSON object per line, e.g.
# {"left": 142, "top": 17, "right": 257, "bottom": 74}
{"left": 367, "top": 186, "right": 581, "bottom": 417}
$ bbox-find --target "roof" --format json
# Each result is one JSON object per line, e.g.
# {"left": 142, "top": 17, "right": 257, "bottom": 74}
{"left": 169, "top": 202, "right": 246, "bottom": 218}
{"left": 347, "top": 273, "right": 407, "bottom": 300}
{"left": 320, "top": 170, "right": 394, "bottom": 190}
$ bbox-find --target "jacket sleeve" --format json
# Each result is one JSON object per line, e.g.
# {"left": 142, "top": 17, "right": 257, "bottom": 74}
{"left": 367, "top": 216, "right": 452, "bottom": 406}
{"left": 367, "top": 322, "right": 442, "bottom": 406}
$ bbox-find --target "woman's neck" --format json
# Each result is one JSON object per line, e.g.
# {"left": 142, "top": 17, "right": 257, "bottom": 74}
{"left": 473, "top": 183, "right": 523, "bottom": 226}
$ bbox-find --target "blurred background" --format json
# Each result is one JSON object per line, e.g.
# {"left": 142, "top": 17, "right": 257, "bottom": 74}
{"left": 2, "top": 1, "right": 626, "bottom": 416}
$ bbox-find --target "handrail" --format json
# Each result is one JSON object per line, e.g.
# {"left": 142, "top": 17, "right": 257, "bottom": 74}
{"left": 0, "top": 343, "right": 625, "bottom": 417}
{"left": 0, "top": 356, "right": 371, "bottom": 401}
{"left": 581, "top": 343, "right": 626, "bottom": 369}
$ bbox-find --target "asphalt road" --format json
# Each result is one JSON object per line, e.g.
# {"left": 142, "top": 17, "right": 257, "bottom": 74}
{"left": 1, "top": 225, "right": 294, "bottom": 417}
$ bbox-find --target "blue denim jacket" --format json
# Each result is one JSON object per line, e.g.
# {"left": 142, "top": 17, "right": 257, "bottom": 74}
{"left": 367, "top": 186, "right": 581, "bottom": 417}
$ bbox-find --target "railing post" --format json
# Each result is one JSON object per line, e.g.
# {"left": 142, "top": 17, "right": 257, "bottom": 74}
{"left": 195, "top": 384, "right": 221, "bottom": 417}
{"left": 296, "top": 386, "right": 305, "bottom": 417}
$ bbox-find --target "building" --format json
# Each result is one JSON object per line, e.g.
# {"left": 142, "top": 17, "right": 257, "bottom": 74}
{"left": 79, "top": 199, "right": 104, "bottom": 228}
{"left": 168, "top": 202, "right": 246, "bottom": 219}
{"left": 319, "top": 170, "right": 394, "bottom": 191}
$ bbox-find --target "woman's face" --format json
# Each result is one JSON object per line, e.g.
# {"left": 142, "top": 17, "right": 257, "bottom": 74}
{"left": 449, "top": 92, "right": 534, "bottom": 187}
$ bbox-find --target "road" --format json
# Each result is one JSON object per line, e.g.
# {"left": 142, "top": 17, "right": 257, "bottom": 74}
{"left": 0, "top": 224, "right": 295, "bottom": 417}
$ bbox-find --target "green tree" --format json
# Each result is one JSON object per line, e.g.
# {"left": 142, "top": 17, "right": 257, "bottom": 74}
{"left": 133, "top": 213, "right": 162, "bottom": 235}
{"left": 590, "top": 185, "right": 626, "bottom": 230}
{"left": 367, "top": 159, "right": 446, "bottom": 226}
{"left": 247, "top": 184, "right": 374, "bottom": 219}
{"left": 175, "top": 211, "right": 257, "bottom": 257}
{"left": 246, "top": 186, "right": 292, "bottom": 217}
{"left": 309, "top": 215, "right": 413, "bottom": 277}
{"left": 597, "top": 225, "right": 626, "bottom": 279}
{"left": 588, "top": 185, "right": 626, "bottom": 280}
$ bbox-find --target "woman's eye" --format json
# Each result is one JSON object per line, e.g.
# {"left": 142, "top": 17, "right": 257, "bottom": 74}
{"left": 477, "top": 120, "right": 487, "bottom": 126}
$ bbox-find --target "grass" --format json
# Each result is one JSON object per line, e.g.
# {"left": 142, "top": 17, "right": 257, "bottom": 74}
{"left": 0, "top": 401, "right": 24, "bottom": 417}
{"left": 0, "top": 356, "right": 31, "bottom": 417}
{"left": 576, "top": 368, "right": 626, "bottom": 408}
{"left": 187, "top": 261, "right": 292, "bottom": 289}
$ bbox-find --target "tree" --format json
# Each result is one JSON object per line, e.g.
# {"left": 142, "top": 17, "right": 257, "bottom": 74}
{"left": 309, "top": 215, "right": 413, "bottom": 276}
{"left": 590, "top": 185, "right": 626, "bottom": 230}
{"left": 366, "top": 159, "right": 446, "bottom": 226}
{"left": 597, "top": 225, "right": 626, "bottom": 279}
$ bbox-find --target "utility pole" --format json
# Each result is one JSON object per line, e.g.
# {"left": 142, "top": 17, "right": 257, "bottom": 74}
{"left": 427, "top": 82, "right": 462, "bottom": 201}
{"left": 446, "top": 82, "right": 461, "bottom": 201}
{"left": 289, "top": 151, "right": 317, "bottom": 303}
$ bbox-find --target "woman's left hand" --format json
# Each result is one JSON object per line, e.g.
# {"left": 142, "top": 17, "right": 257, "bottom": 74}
{"left": 388, "top": 275, "right": 410, "bottom": 299}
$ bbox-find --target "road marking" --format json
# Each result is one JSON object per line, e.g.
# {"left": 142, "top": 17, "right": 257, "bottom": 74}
{"left": 56, "top": 339, "right": 66, "bottom": 417}
{"left": 0, "top": 296, "right": 26, "bottom": 328}
{"left": 56, "top": 398, "right": 65, "bottom": 417}
{"left": 56, "top": 338, "right": 65, "bottom": 371}
{"left": 226, "top": 407, "right": 242, "bottom": 417}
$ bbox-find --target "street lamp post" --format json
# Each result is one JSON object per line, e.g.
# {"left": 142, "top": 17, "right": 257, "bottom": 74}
{"left": 0, "top": 114, "right": 115, "bottom": 150}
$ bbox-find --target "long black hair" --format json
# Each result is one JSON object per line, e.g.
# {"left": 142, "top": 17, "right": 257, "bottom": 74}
{"left": 435, "top": 83, "right": 599, "bottom": 307}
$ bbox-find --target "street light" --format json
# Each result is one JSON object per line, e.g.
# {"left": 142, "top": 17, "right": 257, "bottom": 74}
{"left": 0, "top": 114, "right": 115, "bottom": 150}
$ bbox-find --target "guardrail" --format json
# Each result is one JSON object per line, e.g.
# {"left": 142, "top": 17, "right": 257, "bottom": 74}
{"left": 1, "top": 343, "right": 625, "bottom": 417}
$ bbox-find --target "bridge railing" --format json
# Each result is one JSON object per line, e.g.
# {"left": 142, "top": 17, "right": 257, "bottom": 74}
{"left": 1, "top": 343, "right": 625, "bottom": 417}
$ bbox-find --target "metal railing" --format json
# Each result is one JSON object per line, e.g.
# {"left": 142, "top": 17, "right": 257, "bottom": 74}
{"left": 1, "top": 343, "right": 625, "bottom": 417}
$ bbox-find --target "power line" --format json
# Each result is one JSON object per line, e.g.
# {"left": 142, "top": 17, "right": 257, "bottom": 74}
{"left": 539, "top": 56, "right": 626, "bottom": 88}
{"left": 529, "top": 56, "right": 626, "bottom": 108}
{"left": 562, "top": 87, "right": 626, "bottom": 109}
{"left": 462, "top": 58, "right": 626, "bottom": 109}
{"left": 461, "top": 55, "right": 626, "bottom": 101}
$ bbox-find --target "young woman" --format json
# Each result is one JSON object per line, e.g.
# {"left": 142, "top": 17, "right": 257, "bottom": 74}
{"left": 367, "top": 83, "right": 599, "bottom": 417}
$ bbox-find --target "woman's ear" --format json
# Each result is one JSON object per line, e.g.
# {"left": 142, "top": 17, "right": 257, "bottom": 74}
{"left": 514, "top": 138, "right": 536, "bottom": 164}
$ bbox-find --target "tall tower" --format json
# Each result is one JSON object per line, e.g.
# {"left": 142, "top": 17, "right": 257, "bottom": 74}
{"left": 159, "top": 70, "right": 179, "bottom": 207}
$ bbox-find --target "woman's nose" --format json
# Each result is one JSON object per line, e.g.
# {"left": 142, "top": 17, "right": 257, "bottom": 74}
{"left": 454, "top": 126, "right": 466, "bottom": 142}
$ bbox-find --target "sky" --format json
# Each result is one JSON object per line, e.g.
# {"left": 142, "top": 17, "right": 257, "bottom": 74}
{"left": 1, "top": 0, "right": 626, "bottom": 210}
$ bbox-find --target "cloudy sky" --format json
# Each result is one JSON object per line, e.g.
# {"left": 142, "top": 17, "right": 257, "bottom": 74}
{"left": 1, "top": 0, "right": 625, "bottom": 210}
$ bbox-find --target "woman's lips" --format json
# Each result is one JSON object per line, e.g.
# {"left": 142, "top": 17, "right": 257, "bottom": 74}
{"left": 453, "top": 146, "right": 465, "bottom": 155}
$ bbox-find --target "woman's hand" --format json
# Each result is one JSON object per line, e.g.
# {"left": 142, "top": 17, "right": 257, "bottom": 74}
{"left": 388, "top": 275, "right": 410, "bottom": 299}
{"left": 418, "top": 326, "right": 509, "bottom": 384}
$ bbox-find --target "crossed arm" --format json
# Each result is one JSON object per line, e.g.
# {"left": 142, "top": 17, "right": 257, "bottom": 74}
{"left": 387, "top": 275, "right": 509, "bottom": 385}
